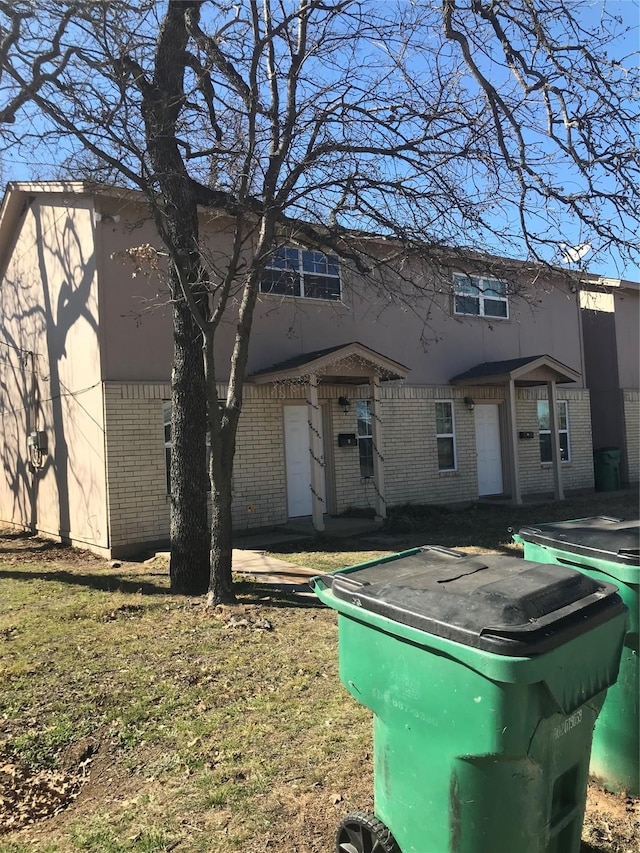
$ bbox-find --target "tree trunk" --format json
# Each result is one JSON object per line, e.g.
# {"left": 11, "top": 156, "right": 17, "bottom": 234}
{"left": 207, "top": 463, "right": 235, "bottom": 605}
{"left": 169, "top": 289, "right": 209, "bottom": 595}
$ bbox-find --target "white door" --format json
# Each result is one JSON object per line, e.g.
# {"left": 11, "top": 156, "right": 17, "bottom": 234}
{"left": 284, "top": 404, "right": 325, "bottom": 517}
{"left": 475, "top": 404, "right": 504, "bottom": 496}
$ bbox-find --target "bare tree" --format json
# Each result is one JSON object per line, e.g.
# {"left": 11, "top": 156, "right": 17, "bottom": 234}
{"left": 0, "top": 0, "right": 637, "bottom": 602}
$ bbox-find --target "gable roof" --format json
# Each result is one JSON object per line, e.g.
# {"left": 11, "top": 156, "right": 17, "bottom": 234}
{"left": 0, "top": 181, "right": 624, "bottom": 287}
{"left": 249, "top": 342, "right": 409, "bottom": 384}
{"left": 451, "top": 355, "right": 580, "bottom": 386}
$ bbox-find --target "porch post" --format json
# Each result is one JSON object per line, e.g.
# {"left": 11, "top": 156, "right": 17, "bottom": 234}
{"left": 369, "top": 372, "right": 386, "bottom": 520}
{"left": 308, "top": 372, "right": 325, "bottom": 531}
{"left": 506, "top": 378, "right": 522, "bottom": 504}
{"left": 548, "top": 380, "right": 564, "bottom": 501}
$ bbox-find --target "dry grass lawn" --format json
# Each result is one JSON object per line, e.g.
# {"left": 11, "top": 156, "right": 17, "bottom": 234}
{"left": 0, "top": 489, "right": 638, "bottom": 852}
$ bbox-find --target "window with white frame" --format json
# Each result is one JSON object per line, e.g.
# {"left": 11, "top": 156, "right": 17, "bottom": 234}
{"left": 163, "top": 401, "right": 212, "bottom": 493}
{"left": 356, "top": 400, "right": 374, "bottom": 478}
{"left": 453, "top": 274, "right": 509, "bottom": 318}
{"left": 260, "top": 247, "right": 341, "bottom": 301}
{"left": 537, "top": 400, "right": 570, "bottom": 463}
{"left": 435, "top": 401, "right": 457, "bottom": 471}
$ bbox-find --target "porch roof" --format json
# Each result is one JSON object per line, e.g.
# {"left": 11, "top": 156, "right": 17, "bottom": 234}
{"left": 249, "top": 341, "right": 409, "bottom": 385}
{"left": 450, "top": 354, "right": 580, "bottom": 387}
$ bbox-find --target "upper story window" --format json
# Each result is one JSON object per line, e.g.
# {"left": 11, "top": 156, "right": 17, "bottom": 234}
{"left": 453, "top": 274, "right": 509, "bottom": 319}
{"left": 537, "top": 400, "right": 570, "bottom": 463}
{"left": 260, "top": 247, "right": 341, "bottom": 301}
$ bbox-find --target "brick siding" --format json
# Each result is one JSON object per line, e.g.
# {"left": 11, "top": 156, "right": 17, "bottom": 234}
{"left": 515, "top": 388, "right": 594, "bottom": 495}
{"left": 102, "top": 381, "right": 596, "bottom": 552}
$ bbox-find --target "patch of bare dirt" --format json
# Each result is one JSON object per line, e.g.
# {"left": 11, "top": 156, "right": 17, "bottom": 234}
{"left": 583, "top": 784, "right": 639, "bottom": 852}
{"left": 3, "top": 739, "right": 146, "bottom": 847}
{"left": 0, "top": 528, "right": 105, "bottom": 566}
{"left": 0, "top": 738, "right": 98, "bottom": 833}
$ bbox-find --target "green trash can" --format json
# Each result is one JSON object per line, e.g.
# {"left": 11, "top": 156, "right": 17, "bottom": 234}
{"left": 593, "top": 448, "right": 622, "bottom": 491}
{"left": 310, "top": 547, "right": 626, "bottom": 853}
{"left": 514, "top": 517, "right": 639, "bottom": 796}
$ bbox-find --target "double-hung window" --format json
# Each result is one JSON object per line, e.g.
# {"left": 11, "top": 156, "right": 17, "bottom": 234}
{"left": 356, "top": 400, "right": 374, "bottom": 478}
{"left": 537, "top": 401, "right": 570, "bottom": 463}
{"left": 453, "top": 274, "right": 509, "bottom": 318}
{"left": 435, "top": 401, "right": 456, "bottom": 471}
{"left": 163, "top": 401, "right": 172, "bottom": 494}
{"left": 260, "top": 247, "right": 341, "bottom": 301}
{"left": 163, "top": 401, "right": 212, "bottom": 494}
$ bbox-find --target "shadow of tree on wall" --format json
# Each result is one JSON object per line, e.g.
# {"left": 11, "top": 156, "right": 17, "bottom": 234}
{"left": 0, "top": 195, "right": 101, "bottom": 547}
{"left": 0, "top": 312, "right": 39, "bottom": 531}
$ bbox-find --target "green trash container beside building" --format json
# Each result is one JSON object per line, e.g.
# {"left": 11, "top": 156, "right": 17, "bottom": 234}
{"left": 514, "top": 517, "right": 639, "bottom": 796}
{"left": 310, "top": 546, "right": 627, "bottom": 853}
{"left": 593, "top": 448, "right": 622, "bottom": 491}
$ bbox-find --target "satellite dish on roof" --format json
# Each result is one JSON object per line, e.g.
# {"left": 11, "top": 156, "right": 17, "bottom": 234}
{"left": 560, "top": 242, "right": 592, "bottom": 264}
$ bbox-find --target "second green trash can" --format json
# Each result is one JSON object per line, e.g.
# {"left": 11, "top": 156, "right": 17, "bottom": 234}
{"left": 593, "top": 448, "right": 622, "bottom": 491}
{"left": 514, "top": 516, "right": 639, "bottom": 796}
{"left": 311, "top": 546, "right": 627, "bottom": 853}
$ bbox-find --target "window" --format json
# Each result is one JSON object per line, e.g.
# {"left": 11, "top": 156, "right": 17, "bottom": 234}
{"left": 356, "top": 400, "right": 374, "bottom": 478}
{"left": 163, "top": 401, "right": 172, "bottom": 494}
{"left": 163, "top": 401, "right": 212, "bottom": 493}
{"left": 260, "top": 247, "right": 341, "bottom": 301}
{"left": 537, "top": 400, "right": 570, "bottom": 463}
{"left": 453, "top": 274, "right": 509, "bottom": 318}
{"left": 435, "top": 401, "right": 456, "bottom": 471}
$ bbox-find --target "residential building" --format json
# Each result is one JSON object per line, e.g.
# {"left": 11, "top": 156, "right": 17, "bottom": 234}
{"left": 0, "top": 182, "right": 600, "bottom": 557}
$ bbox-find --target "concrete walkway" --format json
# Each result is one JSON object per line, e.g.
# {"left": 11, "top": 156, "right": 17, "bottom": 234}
{"left": 230, "top": 515, "right": 382, "bottom": 593}
{"left": 232, "top": 548, "right": 319, "bottom": 594}
{"left": 155, "top": 516, "right": 381, "bottom": 595}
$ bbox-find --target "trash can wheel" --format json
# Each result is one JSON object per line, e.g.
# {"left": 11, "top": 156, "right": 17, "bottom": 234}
{"left": 335, "top": 811, "right": 401, "bottom": 853}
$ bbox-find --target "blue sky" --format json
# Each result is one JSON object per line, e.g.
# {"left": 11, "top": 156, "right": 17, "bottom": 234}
{"left": 2, "top": 0, "right": 638, "bottom": 281}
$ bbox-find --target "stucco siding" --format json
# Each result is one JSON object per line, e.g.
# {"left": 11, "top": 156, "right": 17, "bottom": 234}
{"left": 622, "top": 391, "right": 639, "bottom": 486}
{"left": 614, "top": 291, "right": 640, "bottom": 390}
{"left": 95, "top": 202, "right": 586, "bottom": 390}
{"left": 0, "top": 195, "right": 108, "bottom": 549}
{"left": 248, "top": 278, "right": 585, "bottom": 389}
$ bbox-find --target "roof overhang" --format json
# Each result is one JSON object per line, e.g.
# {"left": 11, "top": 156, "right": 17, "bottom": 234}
{"left": 451, "top": 354, "right": 580, "bottom": 387}
{"left": 249, "top": 342, "right": 409, "bottom": 385}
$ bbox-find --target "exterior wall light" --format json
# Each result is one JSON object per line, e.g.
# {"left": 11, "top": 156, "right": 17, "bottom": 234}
{"left": 338, "top": 396, "right": 351, "bottom": 414}
{"left": 464, "top": 396, "right": 475, "bottom": 411}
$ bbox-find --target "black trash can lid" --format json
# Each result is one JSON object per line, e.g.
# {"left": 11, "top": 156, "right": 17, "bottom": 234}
{"left": 518, "top": 517, "right": 640, "bottom": 566}
{"left": 327, "top": 546, "right": 624, "bottom": 655}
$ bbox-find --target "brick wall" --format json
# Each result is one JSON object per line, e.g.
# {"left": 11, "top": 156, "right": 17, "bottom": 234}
{"left": 336, "top": 388, "right": 481, "bottom": 512}
{"left": 622, "top": 390, "right": 639, "bottom": 485}
{"left": 103, "top": 383, "right": 171, "bottom": 549}
{"left": 102, "top": 380, "right": 596, "bottom": 554}
{"left": 516, "top": 388, "right": 593, "bottom": 495}
{"left": 103, "top": 382, "right": 293, "bottom": 552}
{"left": 232, "top": 391, "right": 288, "bottom": 531}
